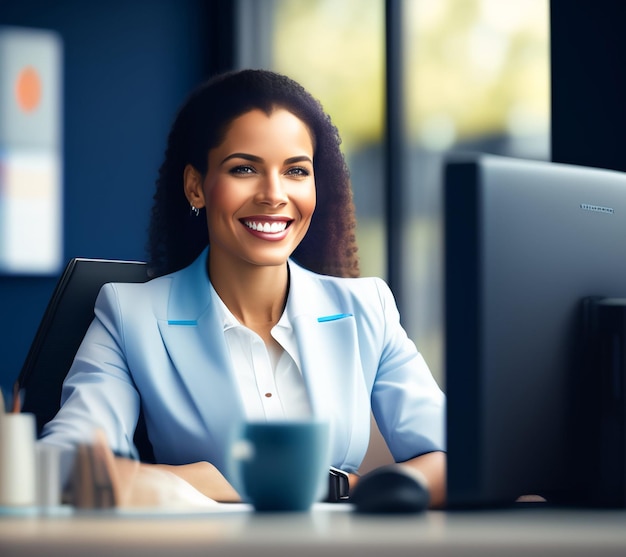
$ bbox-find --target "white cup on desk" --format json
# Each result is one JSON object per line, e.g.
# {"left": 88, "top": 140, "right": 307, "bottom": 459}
{"left": 36, "top": 443, "right": 64, "bottom": 508}
{"left": 0, "top": 412, "right": 37, "bottom": 508}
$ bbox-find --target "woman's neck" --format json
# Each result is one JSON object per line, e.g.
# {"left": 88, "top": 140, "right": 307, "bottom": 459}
{"left": 207, "top": 251, "right": 289, "bottom": 336}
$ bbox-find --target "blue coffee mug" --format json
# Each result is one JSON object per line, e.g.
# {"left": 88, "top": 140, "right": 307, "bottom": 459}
{"left": 230, "top": 421, "right": 330, "bottom": 512}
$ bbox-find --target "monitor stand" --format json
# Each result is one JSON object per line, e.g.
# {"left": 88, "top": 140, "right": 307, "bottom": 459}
{"left": 578, "top": 297, "right": 626, "bottom": 507}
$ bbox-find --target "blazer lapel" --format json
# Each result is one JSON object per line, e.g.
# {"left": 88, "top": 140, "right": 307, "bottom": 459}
{"left": 156, "top": 250, "right": 244, "bottom": 438}
{"left": 288, "top": 262, "right": 370, "bottom": 466}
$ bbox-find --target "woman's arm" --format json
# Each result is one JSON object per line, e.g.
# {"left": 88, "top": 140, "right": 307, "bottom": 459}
{"left": 366, "top": 280, "right": 446, "bottom": 509}
{"left": 151, "top": 461, "right": 241, "bottom": 502}
{"left": 347, "top": 452, "right": 446, "bottom": 509}
{"left": 80, "top": 430, "right": 240, "bottom": 507}
{"left": 399, "top": 451, "right": 446, "bottom": 509}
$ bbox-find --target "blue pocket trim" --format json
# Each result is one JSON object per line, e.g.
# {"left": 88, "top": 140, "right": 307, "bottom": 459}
{"left": 317, "top": 313, "right": 353, "bottom": 323}
{"left": 167, "top": 320, "right": 197, "bottom": 326}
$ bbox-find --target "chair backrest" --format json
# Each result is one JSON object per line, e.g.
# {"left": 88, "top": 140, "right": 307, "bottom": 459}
{"left": 17, "top": 257, "right": 155, "bottom": 462}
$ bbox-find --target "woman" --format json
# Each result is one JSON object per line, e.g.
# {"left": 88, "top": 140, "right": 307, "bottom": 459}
{"left": 40, "top": 69, "right": 446, "bottom": 507}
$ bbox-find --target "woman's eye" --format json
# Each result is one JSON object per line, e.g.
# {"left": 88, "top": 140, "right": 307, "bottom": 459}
{"left": 286, "top": 166, "right": 310, "bottom": 177}
{"left": 230, "top": 165, "right": 255, "bottom": 175}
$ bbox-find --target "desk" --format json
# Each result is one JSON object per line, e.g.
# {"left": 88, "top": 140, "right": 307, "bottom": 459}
{"left": 1, "top": 504, "right": 626, "bottom": 557}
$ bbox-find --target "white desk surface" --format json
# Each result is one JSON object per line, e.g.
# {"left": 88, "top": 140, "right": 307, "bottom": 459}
{"left": 1, "top": 503, "right": 626, "bottom": 557}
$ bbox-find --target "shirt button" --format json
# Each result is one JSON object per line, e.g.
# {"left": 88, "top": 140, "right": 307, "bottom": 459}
{"left": 265, "top": 393, "right": 272, "bottom": 398}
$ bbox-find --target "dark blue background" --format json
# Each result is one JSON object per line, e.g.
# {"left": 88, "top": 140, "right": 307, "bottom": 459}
{"left": 0, "top": 0, "right": 208, "bottom": 395}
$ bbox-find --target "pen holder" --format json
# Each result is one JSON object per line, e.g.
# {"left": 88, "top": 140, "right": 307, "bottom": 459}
{"left": 0, "top": 413, "right": 37, "bottom": 507}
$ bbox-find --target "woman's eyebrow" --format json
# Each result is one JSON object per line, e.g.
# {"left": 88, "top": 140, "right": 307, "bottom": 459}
{"left": 284, "top": 155, "right": 313, "bottom": 165}
{"left": 220, "top": 153, "right": 313, "bottom": 165}
{"left": 221, "top": 152, "right": 263, "bottom": 165}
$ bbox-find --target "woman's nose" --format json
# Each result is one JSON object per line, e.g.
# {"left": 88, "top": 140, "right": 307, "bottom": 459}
{"left": 256, "top": 171, "right": 288, "bottom": 206}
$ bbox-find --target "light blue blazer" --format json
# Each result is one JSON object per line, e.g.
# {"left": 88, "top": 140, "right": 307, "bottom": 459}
{"left": 41, "top": 248, "right": 445, "bottom": 478}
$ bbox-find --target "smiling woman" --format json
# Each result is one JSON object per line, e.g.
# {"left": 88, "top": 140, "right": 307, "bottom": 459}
{"left": 38, "top": 69, "right": 447, "bottom": 509}
{"left": 148, "top": 69, "right": 359, "bottom": 280}
{"left": 183, "top": 108, "right": 317, "bottom": 274}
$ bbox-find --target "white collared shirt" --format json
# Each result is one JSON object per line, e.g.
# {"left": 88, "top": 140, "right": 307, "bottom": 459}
{"left": 210, "top": 284, "right": 313, "bottom": 421}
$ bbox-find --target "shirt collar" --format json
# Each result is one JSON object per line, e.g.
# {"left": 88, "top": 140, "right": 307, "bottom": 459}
{"left": 208, "top": 277, "right": 293, "bottom": 334}
{"left": 209, "top": 282, "right": 239, "bottom": 332}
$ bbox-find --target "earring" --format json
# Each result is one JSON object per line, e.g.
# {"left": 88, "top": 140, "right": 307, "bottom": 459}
{"left": 190, "top": 205, "right": 200, "bottom": 217}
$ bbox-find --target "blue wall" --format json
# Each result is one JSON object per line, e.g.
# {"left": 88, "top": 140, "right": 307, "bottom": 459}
{"left": 0, "top": 0, "right": 208, "bottom": 395}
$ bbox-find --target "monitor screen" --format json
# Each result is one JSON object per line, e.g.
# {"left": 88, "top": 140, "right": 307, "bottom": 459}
{"left": 444, "top": 154, "right": 626, "bottom": 508}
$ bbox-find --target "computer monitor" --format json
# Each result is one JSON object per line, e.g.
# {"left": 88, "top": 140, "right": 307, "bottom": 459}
{"left": 444, "top": 154, "right": 626, "bottom": 508}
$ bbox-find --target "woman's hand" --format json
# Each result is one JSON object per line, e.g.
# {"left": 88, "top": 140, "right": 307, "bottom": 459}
{"left": 152, "top": 461, "right": 241, "bottom": 503}
{"left": 399, "top": 451, "right": 446, "bottom": 509}
{"left": 348, "top": 472, "right": 361, "bottom": 493}
{"left": 86, "top": 430, "right": 241, "bottom": 507}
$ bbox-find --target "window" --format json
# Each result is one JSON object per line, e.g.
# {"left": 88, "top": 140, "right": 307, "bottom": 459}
{"left": 402, "top": 0, "right": 550, "bottom": 385}
{"left": 236, "top": 0, "right": 550, "bottom": 386}
{"left": 237, "top": 0, "right": 386, "bottom": 278}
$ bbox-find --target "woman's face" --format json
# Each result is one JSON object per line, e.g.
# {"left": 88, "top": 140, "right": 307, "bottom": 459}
{"left": 187, "top": 108, "right": 316, "bottom": 270}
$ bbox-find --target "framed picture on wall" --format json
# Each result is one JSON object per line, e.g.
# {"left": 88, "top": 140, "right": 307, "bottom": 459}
{"left": 0, "top": 26, "right": 63, "bottom": 275}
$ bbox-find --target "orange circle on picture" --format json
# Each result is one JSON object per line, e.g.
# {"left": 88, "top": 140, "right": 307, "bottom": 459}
{"left": 15, "top": 66, "right": 42, "bottom": 112}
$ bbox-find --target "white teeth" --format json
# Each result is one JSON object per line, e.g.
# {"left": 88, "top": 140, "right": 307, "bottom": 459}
{"left": 244, "top": 220, "right": 287, "bottom": 233}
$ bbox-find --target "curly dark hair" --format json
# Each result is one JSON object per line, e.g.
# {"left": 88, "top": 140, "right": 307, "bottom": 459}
{"left": 147, "top": 69, "right": 359, "bottom": 278}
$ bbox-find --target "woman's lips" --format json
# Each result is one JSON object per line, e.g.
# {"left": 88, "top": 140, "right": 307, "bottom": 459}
{"left": 240, "top": 217, "right": 293, "bottom": 240}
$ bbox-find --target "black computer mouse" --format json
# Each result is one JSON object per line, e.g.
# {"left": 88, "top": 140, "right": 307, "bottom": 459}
{"left": 350, "top": 464, "right": 430, "bottom": 514}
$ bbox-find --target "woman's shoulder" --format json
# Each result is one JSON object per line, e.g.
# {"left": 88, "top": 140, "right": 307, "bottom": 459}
{"left": 291, "top": 258, "right": 385, "bottom": 284}
{"left": 100, "top": 250, "right": 212, "bottom": 321}
{"left": 108, "top": 250, "right": 206, "bottom": 295}
{"left": 102, "top": 267, "right": 177, "bottom": 294}
{"left": 289, "top": 259, "right": 393, "bottom": 303}
{"left": 96, "top": 261, "right": 197, "bottom": 316}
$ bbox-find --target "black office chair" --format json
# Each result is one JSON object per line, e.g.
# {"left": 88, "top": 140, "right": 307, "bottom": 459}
{"left": 17, "top": 257, "right": 155, "bottom": 462}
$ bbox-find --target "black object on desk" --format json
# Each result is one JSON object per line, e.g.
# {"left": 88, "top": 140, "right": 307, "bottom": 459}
{"left": 351, "top": 464, "right": 429, "bottom": 514}
{"left": 327, "top": 466, "right": 350, "bottom": 502}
